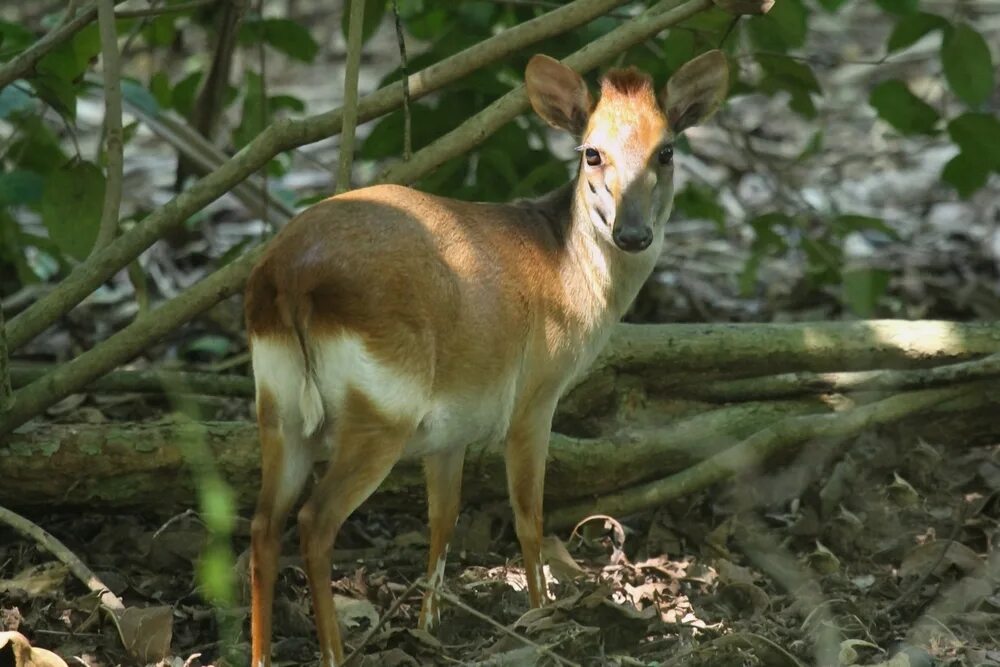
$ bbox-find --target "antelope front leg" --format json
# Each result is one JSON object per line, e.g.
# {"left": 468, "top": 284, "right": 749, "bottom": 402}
{"left": 505, "top": 405, "right": 556, "bottom": 607}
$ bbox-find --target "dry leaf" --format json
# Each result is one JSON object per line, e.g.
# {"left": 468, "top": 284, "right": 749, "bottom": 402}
{"left": 110, "top": 605, "right": 173, "bottom": 663}
{"left": 540, "top": 536, "right": 585, "bottom": 583}
{"left": 0, "top": 631, "right": 69, "bottom": 667}
{"left": 899, "top": 541, "right": 981, "bottom": 578}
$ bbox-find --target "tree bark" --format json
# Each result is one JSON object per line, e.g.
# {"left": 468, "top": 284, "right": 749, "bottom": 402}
{"left": 2, "top": 321, "right": 998, "bottom": 522}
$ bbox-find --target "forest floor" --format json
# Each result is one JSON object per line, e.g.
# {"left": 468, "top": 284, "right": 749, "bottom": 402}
{"left": 2, "top": 421, "right": 998, "bottom": 666}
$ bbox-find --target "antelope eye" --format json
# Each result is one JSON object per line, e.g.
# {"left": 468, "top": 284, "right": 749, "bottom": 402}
{"left": 658, "top": 145, "right": 674, "bottom": 165}
{"left": 584, "top": 147, "right": 602, "bottom": 166}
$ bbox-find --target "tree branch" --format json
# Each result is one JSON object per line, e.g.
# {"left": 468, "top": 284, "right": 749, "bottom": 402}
{"left": 690, "top": 350, "right": 1000, "bottom": 401}
{"left": 0, "top": 305, "right": 11, "bottom": 414}
{"left": 7, "top": 0, "right": 635, "bottom": 352}
{"left": 114, "top": 0, "right": 218, "bottom": 19}
{"left": 175, "top": 0, "right": 247, "bottom": 190}
{"left": 9, "top": 363, "right": 253, "bottom": 398}
{"left": 92, "top": 0, "right": 125, "bottom": 254}
{"left": 391, "top": 0, "right": 412, "bottom": 160}
{"left": 336, "top": 0, "right": 367, "bottom": 193}
{"left": 545, "top": 381, "right": 996, "bottom": 530}
{"left": 0, "top": 2, "right": 101, "bottom": 92}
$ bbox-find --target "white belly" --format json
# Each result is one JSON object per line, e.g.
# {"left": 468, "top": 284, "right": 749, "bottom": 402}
{"left": 403, "top": 378, "right": 518, "bottom": 458}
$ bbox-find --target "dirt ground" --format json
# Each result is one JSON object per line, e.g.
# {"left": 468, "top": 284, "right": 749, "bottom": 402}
{"left": 2, "top": 420, "right": 998, "bottom": 666}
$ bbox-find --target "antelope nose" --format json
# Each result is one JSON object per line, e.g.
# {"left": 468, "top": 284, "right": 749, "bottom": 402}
{"left": 613, "top": 225, "right": 653, "bottom": 253}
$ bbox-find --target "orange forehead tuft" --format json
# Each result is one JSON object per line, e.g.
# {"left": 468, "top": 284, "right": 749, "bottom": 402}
{"left": 599, "top": 67, "right": 657, "bottom": 108}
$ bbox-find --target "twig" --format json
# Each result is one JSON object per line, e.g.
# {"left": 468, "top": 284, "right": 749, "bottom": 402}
{"left": 546, "top": 381, "right": 992, "bottom": 530}
{"left": 92, "top": 0, "right": 125, "bottom": 254}
{"left": 0, "top": 1, "right": 122, "bottom": 92}
{"left": 8, "top": 0, "right": 637, "bottom": 352}
{"left": 176, "top": 0, "right": 247, "bottom": 188}
{"left": 0, "top": 504, "right": 124, "bottom": 611}
{"left": 488, "top": 0, "right": 636, "bottom": 19}
{"left": 391, "top": 0, "right": 412, "bottom": 160}
{"left": 343, "top": 577, "right": 423, "bottom": 666}
{"left": 416, "top": 582, "right": 582, "bottom": 667}
{"left": 9, "top": 363, "right": 254, "bottom": 397}
{"left": 336, "top": 0, "right": 366, "bottom": 193}
{"left": 0, "top": 304, "right": 11, "bottom": 413}
{"left": 885, "top": 507, "right": 965, "bottom": 614}
{"left": 115, "top": 0, "right": 217, "bottom": 19}
{"left": 691, "top": 350, "right": 1000, "bottom": 402}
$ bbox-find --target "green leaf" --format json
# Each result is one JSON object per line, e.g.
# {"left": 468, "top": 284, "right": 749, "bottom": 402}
{"left": 842, "top": 268, "right": 890, "bottom": 317}
{"left": 28, "top": 74, "right": 78, "bottom": 119}
{"left": 816, "top": 0, "right": 849, "bottom": 11}
{"left": 757, "top": 53, "right": 821, "bottom": 118}
{"left": 121, "top": 78, "right": 160, "bottom": 115}
{"left": 242, "top": 18, "right": 319, "bottom": 62}
{"left": 940, "top": 23, "right": 994, "bottom": 107}
{"left": 834, "top": 214, "right": 898, "bottom": 239}
{"left": 874, "top": 0, "right": 918, "bottom": 14}
{"left": 869, "top": 80, "right": 938, "bottom": 135}
{"left": 149, "top": 71, "right": 172, "bottom": 108}
{"left": 0, "top": 84, "right": 34, "bottom": 119}
{"left": 747, "top": 0, "right": 807, "bottom": 52}
{"left": 662, "top": 29, "right": 696, "bottom": 74}
{"left": 0, "top": 170, "right": 44, "bottom": 207}
{"left": 72, "top": 23, "right": 101, "bottom": 66}
{"left": 6, "top": 115, "right": 66, "bottom": 171}
{"left": 40, "top": 161, "right": 105, "bottom": 260}
{"left": 941, "top": 151, "right": 991, "bottom": 197}
{"left": 947, "top": 113, "right": 1000, "bottom": 170}
{"left": 887, "top": 12, "right": 949, "bottom": 52}
{"left": 342, "top": 0, "right": 387, "bottom": 45}
{"left": 0, "top": 21, "right": 36, "bottom": 54}
{"left": 142, "top": 14, "right": 176, "bottom": 47}
{"left": 171, "top": 71, "right": 202, "bottom": 117}
{"left": 268, "top": 94, "right": 306, "bottom": 113}
{"left": 802, "top": 237, "right": 842, "bottom": 286}
{"left": 674, "top": 183, "right": 726, "bottom": 228}
{"left": 233, "top": 71, "right": 266, "bottom": 149}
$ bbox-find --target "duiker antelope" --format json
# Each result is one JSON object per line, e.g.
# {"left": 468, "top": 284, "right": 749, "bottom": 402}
{"left": 245, "top": 50, "right": 728, "bottom": 666}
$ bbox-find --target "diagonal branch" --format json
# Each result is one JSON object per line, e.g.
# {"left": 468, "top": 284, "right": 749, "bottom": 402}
{"left": 7, "top": 0, "right": 635, "bottom": 353}
{"left": 0, "top": 2, "right": 101, "bottom": 92}
{"left": 91, "top": 0, "right": 125, "bottom": 254}
{"left": 545, "top": 381, "right": 994, "bottom": 530}
{"left": 336, "top": 0, "right": 367, "bottom": 193}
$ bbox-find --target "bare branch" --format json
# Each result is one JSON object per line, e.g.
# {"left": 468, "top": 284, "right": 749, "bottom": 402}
{"left": 0, "top": 305, "right": 11, "bottom": 414}
{"left": 0, "top": 504, "right": 124, "bottom": 610}
{"left": 545, "top": 381, "right": 993, "bottom": 530}
{"left": 115, "top": 0, "right": 218, "bottom": 19}
{"left": 392, "top": 0, "right": 413, "bottom": 160}
{"left": 336, "top": 0, "right": 367, "bottom": 193}
{"left": 9, "top": 363, "right": 253, "bottom": 398}
{"left": 92, "top": 0, "right": 125, "bottom": 254}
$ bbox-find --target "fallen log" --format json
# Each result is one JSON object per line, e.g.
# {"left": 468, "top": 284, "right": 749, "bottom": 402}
{"left": 1, "top": 321, "right": 998, "bottom": 525}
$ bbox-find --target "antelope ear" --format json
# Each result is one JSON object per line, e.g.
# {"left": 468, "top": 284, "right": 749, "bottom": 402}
{"left": 661, "top": 50, "right": 729, "bottom": 134}
{"left": 525, "top": 54, "right": 593, "bottom": 136}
